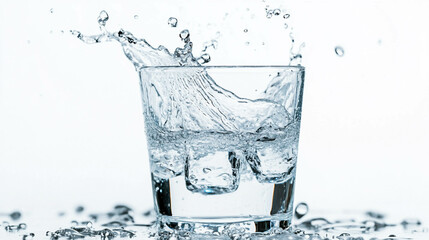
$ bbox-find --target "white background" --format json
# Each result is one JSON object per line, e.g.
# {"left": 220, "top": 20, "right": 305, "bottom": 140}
{"left": 0, "top": 0, "right": 428, "bottom": 221}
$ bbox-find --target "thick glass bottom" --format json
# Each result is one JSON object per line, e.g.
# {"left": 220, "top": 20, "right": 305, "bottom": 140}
{"left": 157, "top": 215, "right": 291, "bottom": 236}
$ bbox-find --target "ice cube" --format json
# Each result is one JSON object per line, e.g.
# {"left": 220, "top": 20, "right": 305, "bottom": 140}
{"left": 244, "top": 142, "right": 296, "bottom": 184}
{"left": 185, "top": 151, "right": 241, "bottom": 194}
{"left": 150, "top": 148, "right": 185, "bottom": 179}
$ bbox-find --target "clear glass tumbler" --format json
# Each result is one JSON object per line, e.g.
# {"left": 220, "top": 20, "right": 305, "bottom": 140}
{"left": 138, "top": 66, "right": 305, "bottom": 235}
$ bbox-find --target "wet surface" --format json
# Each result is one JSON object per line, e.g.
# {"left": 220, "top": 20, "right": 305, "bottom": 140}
{"left": 1, "top": 203, "right": 428, "bottom": 239}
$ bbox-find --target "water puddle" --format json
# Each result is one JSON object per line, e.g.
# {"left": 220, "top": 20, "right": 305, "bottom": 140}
{"left": 1, "top": 204, "right": 427, "bottom": 239}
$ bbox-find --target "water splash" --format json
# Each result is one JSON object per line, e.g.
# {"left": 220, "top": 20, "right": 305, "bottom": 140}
{"left": 98, "top": 10, "right": 109, "bottom": 28}
{"left": 289, "top": 31, "right": 305, "bottom": 66}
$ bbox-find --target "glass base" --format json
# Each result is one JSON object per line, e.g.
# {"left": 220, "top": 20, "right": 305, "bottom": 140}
{"left": 157, "top": 215, "right": 291, "bottom": 237}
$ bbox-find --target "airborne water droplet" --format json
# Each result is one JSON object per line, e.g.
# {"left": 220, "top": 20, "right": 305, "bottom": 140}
{"left": 168, "top": 17, "right": 178, "bottom": 27}
{"left": 197, "top": 53, "right": 211, "bottom": 64}
{"left": 134, "top": 15, "right": 139, "bottom": 20}
{"left": 179, "top": 29, "right": 190, "bottom": 42}
{"left": 335, "top": 46, "right": 345, "bottom": 57}
{"left": 50, "top": 8, "right": 54, "bottom": 14}
{"left": 284, "top": 23, "right": 289, "bottom": 29}
{"left": 243, "top": 29, "right": 248, "bottom": 33}
{"left": 283, "top": 14, "right": 290, "bottom": 19}
{"left": 273, "top": 9, "right": 281, "bottom": 16}
{"left": 97, "top": 10, "right": 109, "bottom": 27}
{"left": 203, "top": 167, "right": 212, "bottom": 173}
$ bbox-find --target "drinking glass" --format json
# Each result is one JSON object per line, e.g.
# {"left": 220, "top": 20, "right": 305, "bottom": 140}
{"left": 138, "top": 65, "right": 305, "bottom": 235}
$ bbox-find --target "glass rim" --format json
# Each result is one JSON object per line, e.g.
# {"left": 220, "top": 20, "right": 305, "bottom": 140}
{"left": 139, "top": 65, "right": 305, "bottom": 71}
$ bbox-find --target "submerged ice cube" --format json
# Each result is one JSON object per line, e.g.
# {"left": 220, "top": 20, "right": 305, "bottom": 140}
{"left": 244, "top": 140, "right": 297, "bottom": 184}
{"left": 185, "top": 151, "right": 241, "bottom": 194}
{"left": 150, "top": 148, "right": 185, "bottom": 179}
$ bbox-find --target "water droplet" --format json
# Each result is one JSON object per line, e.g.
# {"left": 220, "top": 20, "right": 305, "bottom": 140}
{"left": 366, "top": 211, "right": 385, "bottom": 219}
{"left": 168, "top": 17, "right": 178, "bottom": 27}
{"left": 335, "top": 46, "right": 345, "bottom": 57}
{"left": 10, "top": 211, "right": 21, "bottom": 220}
{"left": 23, "top": 233, "right": 35, "bottom": 240}
{"left": 245, "top": 41, "right": 250, "bottom": 46}
{"left": 243, "top": 29, "right": 248, "bottom": 33}
{"left": 273, "top": 9, "right": 281, "bottom": 16}
{"left": 283, "top": 14, "right": 290, "bottom": 19}
{"left": 401, "top": 218, "right": 421, "bottom": 226}
{"left": 97, "top": 10, "right": 109, "bottom": 27}
{"left": 284, "top": 23, "right": 289, "bottom": 29}
{"left": 60, "top": 30, "right": 64, "bottom": 34}
{"left": 203, "top": 167, "right": 212, "bottom": 173}
{"left": 266, "top": 10, "right": 273, "bottom": 19}
{"left": 134, "top": 15, "right": 139, "bottom": 20}
{"left": 179, "top": 29, "right": 190, "bottom": 42}
{"left": 18, "top": 223, "right": 27, "bottom": 230}
{"left": 75, "top": 205, "right": 85, "bottom": 213}
{"left": 294, "top": 202, "right": 309, "bottom": 219}
{"left": 50, "top": 8, "right": 54, "bottom": 14}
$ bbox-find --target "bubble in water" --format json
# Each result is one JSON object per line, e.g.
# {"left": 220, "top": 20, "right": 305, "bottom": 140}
{"left": 134, "top": 15, "right": 139, "bottom": 20}
{"left": 179, "top": 29, "right": 190, "bottom": 42}
{"left": 168, "top": 17, "right": 178, "bottom": 27}
{"left": 97, "top": 10, "right": 109, "bottom": 27}
{"left": 243, "top": 29, "right": 248, "bottom": 33}
{"left": 335, "top": 46, "right": 345, "bottom": 57}
{"left": 294, "top": 202, "right": 309, "bottom": 219}
{"left": 273, "top": 9, "right": 281, "bottom": 16}
{"left": 283, "top": 13, "right": 290, "bottom": 19}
